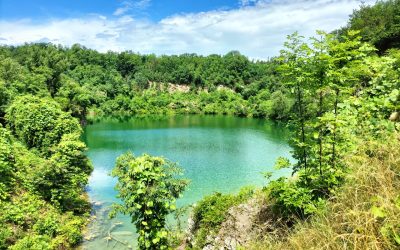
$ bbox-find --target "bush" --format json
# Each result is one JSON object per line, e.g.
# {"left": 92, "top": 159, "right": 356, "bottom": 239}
{"left": 10, "top": 235, "right": 51, "bottom": 250}
{"left": 6, "top": 95, "right": 81, "bottom": 155}
{"left": 191, "top": 187, "right": 254, "bottom": 248}
{"left": 111, "top": 153, "right": 189, "bottom": 250}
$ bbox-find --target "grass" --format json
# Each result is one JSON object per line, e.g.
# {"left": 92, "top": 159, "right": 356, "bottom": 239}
{"left": 189, "top": 186, "right": 255, "bottom": 249}
{"left": 247, "top": 132, "right": 400, "bottom": 249}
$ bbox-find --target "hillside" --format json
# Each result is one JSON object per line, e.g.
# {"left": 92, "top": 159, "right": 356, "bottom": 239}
{"left": 0, "top": 0, "right": 399, "bottom": 249}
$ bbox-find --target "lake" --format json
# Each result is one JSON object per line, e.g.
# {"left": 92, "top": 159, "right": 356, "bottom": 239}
{"left": 81, "top": 115, "right": 291, "bottom": 249}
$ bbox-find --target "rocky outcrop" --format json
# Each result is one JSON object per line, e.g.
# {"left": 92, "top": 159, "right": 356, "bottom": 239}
{"left": 187, "top": 196, "right": 279, "bottom": 250}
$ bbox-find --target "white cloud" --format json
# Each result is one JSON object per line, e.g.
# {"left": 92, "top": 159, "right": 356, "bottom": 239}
{"left": 239, "top": 0, "right": 258, "bottom": 7}
{"left": 0, "top": 0, "right": 374, "bottom": 59}
{"left": 113, "top": 1, "right": 132, "bottom": 16}
{"left": 113, "top": 0, "right": 151, "bottom": 16}
{"left": 133, "top": 0, "right": 151, "bottom": 9}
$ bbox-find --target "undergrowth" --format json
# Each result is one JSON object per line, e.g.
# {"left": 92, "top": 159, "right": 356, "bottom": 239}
{"left": 248, "top": 133, "right": 400, "bottom": 249}
{"left": 190, "top": 187, "right": 255, "bottom": 249}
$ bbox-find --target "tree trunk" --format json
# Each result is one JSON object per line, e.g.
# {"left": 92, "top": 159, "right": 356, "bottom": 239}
{"left": 318, "top": 89, "right": 323, "bottom": 175}
{"left": 331, "top": 88, "right": 339, "bottom": 168}
{"left": 297, "top": 84, "right": 307, "bottom": 170}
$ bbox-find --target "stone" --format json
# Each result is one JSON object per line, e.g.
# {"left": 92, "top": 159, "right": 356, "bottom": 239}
{"left": 389, "top": 111, "right": 399, "bottom": 121}
{"left": 224, "top": 237, "right": 238, "bottom": 250}
{"left": 203, "top": 244, "right": 214, "bottom": 250}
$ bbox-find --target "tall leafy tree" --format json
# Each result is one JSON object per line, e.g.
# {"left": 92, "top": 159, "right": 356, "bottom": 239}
{"left": 111, "top": 153, "right": 188, "bottom": 249}
{"left": 5, "top": 95, "right": 80, "bottom": 155}
{"left": 279, "top": 32, "right": 313, "bottom": 172}
{"left": 340, "top": 0, "right": 400, "bottom": 52}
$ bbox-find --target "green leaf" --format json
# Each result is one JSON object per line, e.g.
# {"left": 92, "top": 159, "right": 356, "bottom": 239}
{"left": 274, "top": 157, "right": 291, "bottom": 170}
{"left": 159, "top": 230, "right": 168, "bottom": 238}
{"left": 371, "top": 206, "right": 386, "bottom": 219}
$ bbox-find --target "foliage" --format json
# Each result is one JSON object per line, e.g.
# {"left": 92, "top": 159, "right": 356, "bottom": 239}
{"left": 270, "top": 29, "right": 378, "bottom": 218}
{"left": 110, "top": 153, "right": 188, "bottom": 249}
{"left": 339, "top": 0, "right": 400, "bottom": 52}
{"left": 44, "top": 133, "right": 92, "bottom": 211}
{"left": 6, "top": 95, "right": 81, "bottom": 155}
{"left": 0, "top": 190, "right": 88, "bottom": 249}
{"left": 0, "top": 95, "right": 91, "bottom": 249}
{"left": 0, "top": 43, "right": 295, "bottom": 122}
{"left": 267, "top": 178, "right": 325, "bottom": 219}
{"left": 0, "top": 126, "right": 15, "bottom": 200}
{"left": 0, "top": 1, "right": 399, "bottom": 248}
{"left": 249, "top": 134, "right": 400, "bottom": 250}
{"left": 191, "top": 187, "right": 254, "bottom": 248}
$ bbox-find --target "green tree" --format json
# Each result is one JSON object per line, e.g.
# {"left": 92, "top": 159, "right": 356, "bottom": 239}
{"left": 270, "top": 30, "right": 377, "bottom": 219}
{"left": 116, "top": 52, "right": 142, "bottom": 78}
{"left": 44, "top": 133, "right": 92, "bottom": 211}
{"left": 268, "top": 90, "right": 292, "bottom": 120}
{"left": 339, "top": 0, "right": 400, "bottom": 52}
{"left": 0, "top": 126, "right": 15, "bottom": 200}
{"left": 56, "top": 77, "right": 96, "bottom": 124}
{"left": 111, "top": 153, "right": 188, "bottom": 249}
{"left": 279, "top": 32, "right": 312, "bottom": 172}
{"left": 5, "top": 95, "right": 81, "bottom": 154}
{"left": 324, "top": 30, "right": 376, "bottom": 169}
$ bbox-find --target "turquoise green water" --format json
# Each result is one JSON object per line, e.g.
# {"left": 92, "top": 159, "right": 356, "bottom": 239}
{"left": 81, "top": 115, "right": 291, "bottom": 249}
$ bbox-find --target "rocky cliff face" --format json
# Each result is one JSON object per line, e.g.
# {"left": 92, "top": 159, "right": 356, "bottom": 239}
{"left": 186, "top": 196, "right": 282, "bottom": 250}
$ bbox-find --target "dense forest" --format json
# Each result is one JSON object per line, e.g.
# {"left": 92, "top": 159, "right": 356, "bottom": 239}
{"left": 0, "top": 0, "right": 399, "bottom": 249}
{"left": 0, "top": 41, "right": 289, "bottom": 124}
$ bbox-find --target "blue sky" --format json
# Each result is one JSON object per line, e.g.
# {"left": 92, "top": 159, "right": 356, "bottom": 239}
{"left": 1, "top": 0, "right": 249, "bottom": 21}
{"left": 0, "top": 0, "right": 373, "bottom": 59}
